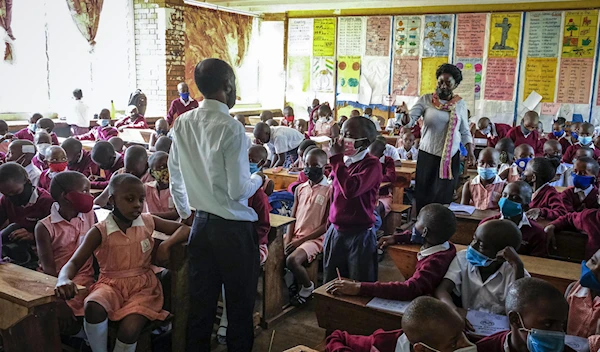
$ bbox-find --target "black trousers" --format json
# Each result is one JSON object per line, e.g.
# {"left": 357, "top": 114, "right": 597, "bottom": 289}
{"left": 186, "top": 212, "right": 259, "bottom": 352}
{"left": 415, "top": 150, "right": 460, "bottom": 214}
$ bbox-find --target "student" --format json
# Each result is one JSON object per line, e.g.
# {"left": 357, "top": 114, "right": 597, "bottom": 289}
{"left": 308, "top": 98, "right": 320, "bottom": 117}
{"left": 368, "top": 140, "right": 396, "bottom": 218}
{"left": 461, "top": 147, "right": 505, "bottom": 210}
{"left": 435, "top": 220, "right": 527, "bottom": 317}
{"left": 55, "top": 174, "right": 190, "bottom": 352}
{"left": 260, "top": 110, "right": 274, "bottom": 123}
{"left": 313, "top": 103, "right": 340, "bottom": 138}
{"left": 571, "top": 121, "right": 582, "bottom": 142}
{"left": 385, "top": 107, "right": 406, "bottom": 134}
{"left": 364, "top": 107, "right": 383, "bottom": 132}
{"left": 144, "top": 151, "right": 178, "bottom": 220}
{"left": 166, "top": 82, "right": 199, "bottom": 126}
{"left": 265, "top": 119, "right": 279, "bottom": 127}
{"left": 68, "top": 88, "right": 90, "bottom": 135}
{"left": 537, "top": 121, "right": 547, "bottom": 146}
{"left": 6, "top": 140, "right": 42, "bottom": 186}
{"left": 308, "top": 103, "right": 321, "bottom": 136}
{"left": 154, "top": 136, "right": 172, "bottom": 154}
{"left": 62, "top": 138, "right": 100, "bottom": 178}
{"left": 561, "top": 156, "right": 599, "bottom": 212}
{"left": 108, "top": 137, "right": 125, "bottom": 154}
{"left": 282, "top": 105, "right": 294, "bottom": 126}
{"left": 522, "top": 157, "right": 567, "bottom": 220}
{"left": 350, "top": 109, "right": 360, "bottom": 118}
{"left": 326, "top": 204, "right": 457, "bottom": 301}
{"left": 38, "top": 146, "right": 68, "bottom": 191}
{"left": 115, "top": 105, "right": 149, "bottom": 132}
{"left": 35, "top": 118, "right": 60, "bottom": 145}
{"left": 35, "top": 171, "right": 95, "bottom": 335}
{"left": 14, "top": 113, "right": 43, "bottom": 142}
{"left": 480, "top": 181, "right": 548, "bottom": 257}
{"left": 0, "top": 119, "right": 12, "bottom": 157}
{"left": 234, "top": 114, "right": 246, "bottom": 126}
{"left": 253, "top": 122, "right": 305, "bottom": 168}
{"left": 290, "top": 139, "right": 317, "bottom": 171}
{"left": 149, "top": 118, "right": 169, "bottom": 152}
{"left": 548, "top": 118, "right": 573, "bottom": 153}
{"left": 397, "top": 132, "right": 418, "bottom": 161}
{"left": 501, "top": 143, "right": 534, "bottom": 182}
{"left": 32, "top": 130, "right": 52, "bottom": 171}
{"left": 75, "top": 109, "right": 119, "bottom": 142}
{"left": 326, "top": 296, "right": 477, "bottom": 352}
{"left": 495, "top": 137, "right": 515, "bottom": 175}
{"left": 338, "top": 115, "right": 348, "bottom": 128}
{"left": 507, "top": 111, "right": 542, "bottom": 155}
{"left": 563, "top": 122, "right": 600, "bottom": 162}
{"left": 375, "top": 135, "right": 402, "bottom": 166}
{"left": 294, "top": 119, "right": 310, "bottom": 140}
{"left": 476, "top": 278, "right": 574, "bottom": 352}
{"left": 594, "top": 135, "right": 600, "bottom": 151}
{"left": 323, "top": 116, "right": 382, "bottom": 283}
{"left": 477, "top": 117, "right": 512, "bottom": 147}
{"left": 90, "top": 141, "right": 124, "bottom": 189}
{"left": 544, "top": 139, "right": 572, "bottom": 187}
{"left": 284, "top": 148, "right": 331, "bottom": 305}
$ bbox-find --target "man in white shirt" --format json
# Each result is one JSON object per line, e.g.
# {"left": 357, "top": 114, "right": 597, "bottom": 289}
{"left": 169, "top": 58, "right": 264, "bottom": 352}
{"left": 67, "top": 88, "right": 90, "bottom": 136}
{"left": 254, "top": 123, "right": 305, "bottom": 168}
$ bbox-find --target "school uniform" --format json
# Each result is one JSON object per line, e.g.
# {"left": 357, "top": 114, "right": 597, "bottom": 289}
{"left": 360, "top": 241, "right": 457, "bottom": 300}
{"left": 32, "top": 153, "right": 47, "bottom": 171}
{"left": 383, "top": 144, "right": 401, "bottom": 163}
{"left": 549, "top": 132, "right": 574, "bottom": 154}
{"left": 397, "top": 145, "right": 418, "bottom": 161}
{"left": 166, "top": 97, "right": 199, "bottom": 126}
{"left": 38, "top": 203, "right": 95, "bottom": 316}
{"left": 567, "top": 282, "right": 600, "bottom": 352}
{"left": 378, "top": 156, "right": 396, "bottom": 216}
{"left": 507, "top": 126, "right": 542, "bottom": 155}
{"left": 67, "top": 150, "right": 100, "bottom": 178}
{"left": 38, "top": 169, "right": 58, "bottom": 191}
{"left": 143, "top": 181, "right": 174, "bottom": 214}
{"left": 90, "top": 153, "right": 124, "bottom": 189}
{"left": 563, "top": 142, "right": 600, "bottom": 163}
{"left": 411, "top": 123, "right": 421, "bottom": 139}
{"left": 68, "top": 99, "right": 91, "bottom": 135}
{"left": 114, "top": 115, "right": 149, "bottom": 130}
{"left": 270, "top": 126, "right": 305, "bottom": 168}
{"left": 14, "top": 128, "right": 60, "bottom": 145}
{"left": 551, "top": 209, "right": 600, "bottom": 260}
{"left": 326, "top": 329, "right": 405, "bottom": 352}
{"left": 314, "top": 118, "right": 335, "bottom": 137}
{"left": 443, "top": 249, "right": 530, "bottom": 314}
{"left": 476, "top": 331, "right": 512, "bottom": 352}
{"left": 324, "top": 150, "right": 382, "bottom": 283}
{"left": 114, "top": 167, "right": 154, "bottom": 184}
{"left": 505, "top": 164, "right": 520, "bottom": 183}
{"left": 75, "top": 125, "right": 118, "bottom": 141}
{"left": 480, "top": 214, "right": 548, "bottom": 257}
{"left": 561, "top": 185, "right": 599, "bottom": 212}
{"left": 485, "top": 122, "right": 512, "bottom": 147}
{"left": 24, "top": 163, "right": 42, "bottom": 187}
{"left": 549, "top": 163, "right": 573, "bottom": 187}
{"left": 385, "top": 116, "right": 402, "bottom": 133}
{"left": 468, "top": 175, "right": 505, "bottom": 210}
{"left": 0, "top": 187, "right": 53, "bottom": 234}
{"left": 530, "top": 182, "right": 568, "bottom": 220}
{"left": 248, "top": 188, "right": 271, "bottom": 252}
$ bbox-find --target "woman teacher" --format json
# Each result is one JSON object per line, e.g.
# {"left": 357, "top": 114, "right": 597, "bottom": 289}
{"left": 397, "top": 63, "right": 475, "bottom": 212}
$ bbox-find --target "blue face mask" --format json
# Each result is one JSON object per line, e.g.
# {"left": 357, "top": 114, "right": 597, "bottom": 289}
{"left": 571, "top": 131, "right": 579, "bottom": 141}
{"left": 180, "top": 92, "right": 190, "bottom": 101}
{"left": 477, "top": 166, "right": 497, "bottom": 180}
{"left": 553, "top": 130, "right": 564, "bottom": 138}
{"left": 516, "top": 312, "right": 565, "bottom": 352}
{"left": 498, "top": 197, "right": 523, "bottom": 218}
{"left": 580, "top": 260, "right": 600, "bottom": 290}
{"left": 100, "top": 119, "right": 110, "bottom": 127}
{"left": 28, "top": 123, "right": 37, "bottom": 132}
{"left": 411, "top": 226, "right": 424, "bottom": 245}
{"left": 579, "top": 135, "right": 593, "bottom": 145}
{"left": 466, "top": 246, "right": 495, "bottom": 267}
{"left": 572, "top": 174, "right": 595, "bottom": 190}
{"left": 249, "top": 162, "right": 260, "bottom": 174}
{"left": 515, "top": 157, "right": 532, "bottom": 171}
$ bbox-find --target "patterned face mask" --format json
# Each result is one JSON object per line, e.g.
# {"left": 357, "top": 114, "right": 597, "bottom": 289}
{"left": 150, "top": 168, "right": 169, "bottom": 185}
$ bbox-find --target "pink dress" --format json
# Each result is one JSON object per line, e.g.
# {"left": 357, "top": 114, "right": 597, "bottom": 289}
{"left": 468, "top": 175, "right": 506, "bottom": 210}
{"left": 567, "top": 282, "right": 600, "bottom": 351}
{"left": 86, "top": 213, "right": 169, "bottom": 321}
{"left": 314, "top": 119, "right": 334, "bottom": 137}
{"left": 143, "top": 182, "right": 173, "bottom": 214}
{"left": 507, "top": 164, "right": 520, "bottom": 183}
{"left": 39, "top": 203, "right": 95, "bottom": 316}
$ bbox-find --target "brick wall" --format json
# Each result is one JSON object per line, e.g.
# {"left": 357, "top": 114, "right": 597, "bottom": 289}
{"left": 164, "top": 4, "right": 186, "bottom": 109}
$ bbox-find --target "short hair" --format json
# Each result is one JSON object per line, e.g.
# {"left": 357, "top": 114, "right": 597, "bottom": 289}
{"left": 154, "top": 136, "right": 172, "bottom": 153}
{"left": 375, "top": 135, "right": 387, "bottom": 143}
{"left": 555, "top": 117, "right": 566, "bottom": 126}
{"left": 478, "top": 219, "right": 522, "bottom": 250}
{"left": 402, "top": 296, "right": 461, "bottom": 343}
{"left": 581, "top": 122, "right": 594, "bottom": 134}
{"left": 194, "top": 59, "right": 234, "bottom": 97}
{"left": 249, "top": 145, "right": 268, "bottom": 161}
{"left": 345, "top": 116, "right": 378, "bottom": 143}
{"left": 50, "top": 171, "right": 87, "bottom": 200}
{"left": 298, "top": 139, "right": 317, "bottom": 152}
{"left": 37, "top": 118, "right": 55, "bottom": 130}
{"left": 108, "top": 173, "right": 143, "bottom": 196}
{"left": 530, "top": 157, "right": 557, "bottom": 183}
{"left": 577, "top": 156, "right": 600, "bottom": 176}
{"left": 419, "top": 203, "right": 456, "bottom": 241}
{"left": 148, "top": 151, "right": 168, "bottom": 168}
{"left": 0, "top": 119, "right": 8, "bottom": 131}
{"left": 508, "top": 181, "right": 533, "bottom": 204}
{"left": 318, "top": 104, "right": 331, "bottom": 116}
{"left": 91, "top": 141, "right": 115, "bottom": 159}
{"left": 61, "top": 137, "right": 83, "bottom": 154}
{"left": 369, "top": 139, "right": 386, "bottom": 155}
{"left": 124, "top": 145, "right": 148, "bottom": 165}
{"left": 436, "top": 63, "right": 462, "bottom": 85}
{"left": 505, "top": 277, "right": 566, "bottom": 313}
{"left": 73, "top": 88, "right": 83, "bottom": 99}
{"left": 0, "top": 162, "right": 28, "bottom": 184}
{"left": 305, "top": 148, "right": 327, "bottom": 164}
{"left": 495, "top": 138, "right": 515, "bottom": 154}
{"left": 266, "top": 119, "right": 279, "bottom": 127}
{"left": 577, "top": 147, "right": 594, "bottom": 158}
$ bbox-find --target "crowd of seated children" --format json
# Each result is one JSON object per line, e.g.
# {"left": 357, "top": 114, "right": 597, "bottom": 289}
{"left": 507, "top": 111, "right": 542, "bottom": 155}
{"left": 501, "top": 143, "right": 534, "bottom": 183}
{"left": 62, "top": 138, "right": 99, "bottom": 178}
{"left": 154, "top": 136, "right": 172, "bottom": 154}
{"left": 74, "top": 109, "right": 118, "bottom": 142}
{"left": 33, "top": 130, "right": 52, "bottom": 171}
{"left": 563, "top": 122, "right": 600, "bottom": 162}
{"left": 461, "top": 147, "right": 505, "bottom": 210}
{"left": 166, "top": 82, "right": 198, "bottom": 127}
{"left": 544, "top": 139, "right": 572, "bottom": 187}
{"left": 13, "top": 113, "right": 43, "bottom": 142}
{"left": 375, "top": 135, "right": 402, "bottom": 166}
{"left": 6, "top": 139, "right": 42, "bottom": 186}
{"left": 561, "top": 156, "right": 599, "bottom": 213}
{"left": 368, "top": 140, "right": 396, "bottom": 218}
{"left": 36, "top": 118, "right": 60, "bottom": 145}
{"left": 149, "top": 118, "right": 169, "bottom": 152}
{"left": 38, "top": 146, "right": 68, "bottom": 190}
{"left": 143, "top": 151, "right": 178, "bottom": 220}
{"left": 115, "top": 105, "right": 149, "bottom": 132}
{"left": 312, "top": 103, "right": 340, "bottom": 139}
{"left": 90, "top": 141, "right": 124, "bottom": 189}
{"left": 548, "top": 117, "right": 573, "bottom": 152}
{"left": 282, "top": 106, "right": 294, "bottom": 127}
{"left": 55, "top": 174, "right": 190, "bottom": 352}
{"left": 495, "top": 137, "right": 514, "bottom": 175}
{"left": 108, "top": 136, "right": 125, "bottom": 154}
{"left": 476, "top": 117, "right": 512, "bottom": 148}
{"left": 397, "top": 132, "right": 418, "bottom": 161}
{"left": 522, "top": 157, "right": 567, "bottom": 221}
{"left": 254, "top": 121, "right": 305, "bottom": 168}
{"left": 327, "top": 204, "right": 457, "bottom": 301}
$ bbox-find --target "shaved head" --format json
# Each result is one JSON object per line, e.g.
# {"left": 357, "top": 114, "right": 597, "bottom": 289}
{"left": 402, "top": 297, "right": 465, "bottom": 346}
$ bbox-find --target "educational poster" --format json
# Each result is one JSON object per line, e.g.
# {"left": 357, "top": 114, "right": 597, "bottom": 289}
{"left": 366, "top": 16, "right": 392, "bottom": 56}
{"left": 394, "top": 16, "right": 421, "bottom": 57}
{"left": 484, "top": 58, "right": 518, "bottom": 100}
{"left": 454, "top": 67, "right": 476, "bottom": 112}
{"left": 287, "top": 56, "right": 311, "bottom": 92}
{"left": 562, "top": 10, "right": 598, "bottom": 58}
{"left": 288, "top": 19, "right": 313, "bottom": 56}
{"left": 455, "top": 13, "right": 487, "bottom": 58}
{"left": 523, "top": 58, "right": 558, "bottom": 102}
{"left": 337, "top": 17, "right": 364, "bottom": 56}
{"left": 420, "top": 57, "right": 448, "bottom": 94}
{"left": 313, "top": 18, "right": 336, "bottom": 57}
{"left": 392, "top": 56, "right": 419, "bottom": 97}
{"left": 361, "top": 56, "right": 391, "bottom": 103}
{"left": 557, "top": 58, "right": 594, "bottom": 104}
{"left": 338, "top": 56, "right": 361, "bottom": 94}
{"left": 488, "top": 13, "right": 522, "bottom": 58}
{"left": 422, "top": 15, "right": 453, "bottom": 57}
{"left": 527, "top": 12, "right": 562, "bottom": 58}
{"left": 311, "top": 57, "right": 335, "bottom": 92}
{"left": 455, "top": 58, "right": 483, "bottom": 100}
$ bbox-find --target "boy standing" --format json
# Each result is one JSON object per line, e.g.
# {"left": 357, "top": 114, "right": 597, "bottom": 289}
{"left": 67, "top": 88, "right": 90, "bottom": 135}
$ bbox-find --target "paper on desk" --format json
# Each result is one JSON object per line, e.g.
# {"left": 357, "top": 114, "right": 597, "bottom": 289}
{"left": 366, "top": 297, "right": 412, "bottom": 315}
{"left": 521, "top": 91, "right": 543, "bottom": 114}
{"left": 310, "top": 136, "right": 332, "bottom": 144}
{"left": 466, "top": 310, "right": 509, "bottom": 337}
{"left": 94, "top": 207, "right": 111, "bottom": 223}
{"left": 448, "top": 203, "right": 476, "bottom": 215}
{"left": 565, "top": 335, "right": 590, "bottom": 352}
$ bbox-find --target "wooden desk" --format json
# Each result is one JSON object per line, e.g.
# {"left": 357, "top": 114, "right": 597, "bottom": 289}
{"left": 383, "top": 135, "right": 401, "bottom": 146}
{"left": 263, "top": 168, "right": 300, "bottom": 190}
{"left": 314, "top": 282, "right": 402, "bottom": 336}
{"left": 400, "top": 159, "right": 416, "bottom": 169}
{"left": 120, "top": 128, "right": 153, "bottom": 145}
{"left": 392, "top": 167, "right": 416, "bottom": 206}
{"left": 452, "top": 209, "right": 499, "bottom": 245}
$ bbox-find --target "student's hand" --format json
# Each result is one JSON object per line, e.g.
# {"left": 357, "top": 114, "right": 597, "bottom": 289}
{"left": 284, "top": 239, "right": 304, "bottom": 256}
{"left": 544, "top": 224, "right": 557, "bottom": 251}
{"left": 155, "top": 242, "right": 171, "bottom": 265}
{"left": 496, "top": 246, "right": 523, "bottom": 269}
{"left": 455, "top": 307, "right": 475, "bottom": 332}
{"left": 55, "top": 279, "right": 78, "bottom": 300}
{"left": 325, "top": 279, "right": 361, "bottom": 296}
{"left": 330, "top": 137, "right": 345, "bottom": 156}
{"left": 377, "top": 235, "right": 396, "bottom": 249}
{"left": 8, "top": 229, "right": 34, "bottom": 242}
{"left": 525, "top": 208, "right": 541, "bottom": 220}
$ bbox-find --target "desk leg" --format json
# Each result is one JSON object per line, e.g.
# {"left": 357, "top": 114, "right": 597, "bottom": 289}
{"left": 261, "top": 227, "right": 287, "bottom": 328}
{"left": 170, "top": 248, "right": 189, "bottom": 352}
{"left": 1, "top": 303, "right": 61, "bottom": 352}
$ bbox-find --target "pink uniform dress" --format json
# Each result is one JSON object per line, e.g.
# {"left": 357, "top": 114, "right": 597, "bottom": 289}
{"left": 468, "top": 175, "right": 506, "bottom": 210}
{"left": 567, "top": 282, "right": 600, "bottom": 351}
{"left": 314, "top": 119, "right": 334, "bottom": 137}
{"left": 39, "top": 203, "right": 95, "bottom": 316}
{"left": 288, "top": 178, "right": 332, "bottom": 263}
{"left": 143, "top": 182, "right": 173, "bottom": 214}
{"left": 86, "top": 213, "right": 169, "bottom": 321}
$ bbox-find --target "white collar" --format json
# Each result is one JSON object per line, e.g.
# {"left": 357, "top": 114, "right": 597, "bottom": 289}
{"left": 318, "top": 176, "right": 329, "bottom": 186}
{"left": 394, "top": 333, "right": 411, "bottom": 352}
{"left": 417, "top": 241, "right": 450, "bottom": 261}
{"left": 24, "top": 163, "right": 38, "bottom": 172}
{"left": 180, "top": 96, "right": 194, "bottom": 106}
{"left": 500, "top": 212, "right": 531, "bottom": 229}
{"left": 487, "top": 122, "right": 498, "bottom": 138}
{"left": 344, "top": 149, "right": 369, "bottom": 166}
{"left": 105, "top": 213, "right": 145, "bottom": 236}
{"left": 532, "top": 182, "right": 551, "bottom": 200}
{"left": 112, "top": 153, "right": 122, "bottom": 168}
{"left": 472, "top": 174, "right": 503, "bottom": 185}
{"left": 503, "top": 331, "right": 512, "bottom": 352}
{"left": 27, "top": 187, "right": 39, "bottom": 205}
{"left": 574, "top": 184, "right": 594, "bottom": 197}
{"left": 199, "top": 99, "right": 230, "bottom": 115}
{"left": 77, "top": 150, "right": 85, "bottom": 163}
{"left": 50, "top": 202, "right": 86, "bottom": 223}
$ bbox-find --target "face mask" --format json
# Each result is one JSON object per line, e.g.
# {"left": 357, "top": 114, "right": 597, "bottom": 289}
{"left": 573, "top": 174, "right": 594, "bottom": 190}
{"left": 343, "top": 138, "right": 368, "bottom": 157}
{"left": 480, "top": 126, "right": 491, "bottom": 136}
{"left": 150, "top": 168, "right": 170, "bottom": 184}
{"left": 99, "top": 119, "right": 110, "bottom": 127}
{"left": 249, "top": 162, "right": 260, "bottom": 174}
{"left": 37, "top": 143, "right": 51, "bottom": 157}
{"left": 545, "top": 155, "right": 561, "bottom": 165}
{"left": 517, "top": 313, "right": 565, "bottom": 352}
{"left": 304, "top": 166, "right": 324, "bottom": 183}
{"left": 48, "top": 161, "right": 68, "bottom": 173}
{"left": 579, "top": 260, "right": 600, "bottom": 290}
{"left": 515, "top": 157, "right": 531, "bottom": 171}
{"left": 179, "top": 92, "right": 190, "bottom": 101}
{"left": 411, "top": 226, "right": 425, "bottom": 245}
{"left": 499, "top": 151, "right": 509, "bottom": 164}
{"left": 579, "top": 136, "right": 593, "bottom": 145}
{"left": 112, "top": 205, "right": 133, "bottom": 223}
{"left": 477, "top": 166, "right": 497, "bottom": 180}
{"left": 65, "top": 191, "right": 94, "bottom": 214}
{"left": 553, "top": 130, "right": 564, "bottom": 138}
{"left": 571, "top": 131, "right": 579, "bottom": 141}
{"left": 8, "top": 182, "right": 34, "bottom": 207}
{"left": 28, "top": 124, "right": 37, "bottom": 133}
{"left": 466, "top": 245, "right": 495, "bottom": 267}
{"left": 499, "top": 198, "right": 523, "bottom": 218}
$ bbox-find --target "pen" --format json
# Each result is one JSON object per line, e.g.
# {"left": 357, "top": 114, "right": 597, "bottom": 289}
{"left": 336, "top": 267, "right": 341, "bottom": 281}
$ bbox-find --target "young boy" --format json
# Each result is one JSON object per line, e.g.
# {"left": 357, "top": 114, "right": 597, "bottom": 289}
{"left": 500, "top": 143, "right": 534, "bottom": 182}
{"left": 68, "top": 88, "right": 90, "bottom": 135}
{"left": 260, "top": 110, "right": 274, "bottom": 123}
{"left": 324, "top": 116, "right": 382, "bottom": 282}
{"left": 115, "top": 105, "right": 149, "bottom": 132}
{"left": 154, "top": 136, "right": 172, "bottom": 154}
{"left": 38, "top": 146, "right": 68, "bottom": 191}
{"left": 89, "top": 141, "right": 124, "bottom": 189}
{"left": 375, "top": 135, "right": 402, "bottom": 166}
{"left": 108, "top": 136, "right": 124, "bottom": 154}
{"left": 477, "top": 117, "right": 512, "bottom": 147}
{"left": 522, "top": 157, "right": 567, "bottom": 220}
{"left": 6, "top": 140, "right": 42, "bottom": 187}
{"left": 368, "top": 140, "right": 396, "bottom": 218}
{"left": 285, "top": 148, "right": 331, "bottom": 305}
{"left": 544, "top": 139, "right": 572, "bottom": 187}
{"left": 294, "top": 119, "right": 310, "bottom": 140}
{"left": 61, "top": 138, "right": 99, "bottom": 178}
{"left": 149, "top": 118, "right": 169, "bottom": 152}
{"left": 36, "top": 118, "right": 60, "bottom": 145}
{"left": 476, "top": 278, "right": 575, "bottom": 352}
{"left": 289, "top": 139, "right": 317, "bottom": 171}
{"left": 326, "top": 296, "right": 476, "bottom": 352}
{"left": 561, "top": 156, "right": 599, "bottom": 212}
{"left": 253, "top": 122, "right": 305, "bottom": 168}
{"left": 435, "top": 220, "right": 527, "bottom": 317}
{"left": 32, "top": 130, "right": 52, "bottom": 171}
{"left": 548, "top": 118, "right": 573, "bottom": 153}
{"left": 563, "top": 122, "right": 600, "bottom": 162}
{"left": 326, "top": 204, "right": 457, "bottom": 301}
{"left": 397, "top": 132, "right": 418, "bottom": 161}
{"left": 507, "top": 111, "right": 542, "bottom": 155}
{"left": 247, "top": 145, "right": 271, "bottom": 263}
{"left": 144, "top": 151, "right": 178, "bottom": 220}
{"left": 282, "top": 106, "right": 294, "bottom": 127}
{"left": 166, "top": 82, "right": 198, "bottom": 126}
{"left": 74, "top": 109, "right": 118, "bottom": 142}
{"left": 495, "top": 137, "right": 514, "bottom": 175}
{"left": 461, "top": 147, "right": 505, "bottom": 210}
{"left": 14, "top": 113, "right": 43, "bottom": 142}
{"left": 480, "top": 181, "right": 548, "bottom": 257}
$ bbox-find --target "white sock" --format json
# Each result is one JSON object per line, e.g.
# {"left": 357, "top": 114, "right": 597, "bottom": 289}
{"left": 84, "top": 319, "right": 108, "bottom": 352}
{"left": 218, "top": 285, "right": 228, "bottom": 336}
{"left": 113, "top": 339, "right": 137, "bottom": 352}
{"left": 299, "top": 281, "right": 315, "bottom": 298}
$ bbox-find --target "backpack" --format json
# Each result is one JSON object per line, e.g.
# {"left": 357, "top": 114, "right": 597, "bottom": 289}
{"left": 128, "top": 89, "right": 147, "bottom": 116}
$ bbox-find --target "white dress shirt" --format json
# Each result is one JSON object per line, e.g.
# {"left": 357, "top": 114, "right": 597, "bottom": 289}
{"left": 67, "top": 100, "right": 90, "bottom": 128}
{"left": 169, "top": 99, "right": 263, "bottom": 221}
{"left": 397, "top": 146, "right": 418, "bottom": 161}
{"left": 270, "top": 126, "right": 305, "bottom": 154}
{"left": 394, "top": 334, "right": 411, "bottom": 352}
{"left": 384, "top": 144, "right": 401, "bottom": 162}
{"left": 549, "top": 163, "right": 573, "bottom": 187}
{"left": 25, "top": 163, "right": 42, "bottom": 187}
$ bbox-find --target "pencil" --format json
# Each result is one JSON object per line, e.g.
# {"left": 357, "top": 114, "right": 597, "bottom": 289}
{"left": 336, "top": 267, "right": 341, "bottom": 281}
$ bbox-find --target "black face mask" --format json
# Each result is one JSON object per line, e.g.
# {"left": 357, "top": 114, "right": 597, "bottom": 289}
{"left": 8, "top": 182, "right": 34, "bottom": 207}
{"left": 112, "top": 205, "right": 133, "bottom": 223}
{"left": 304, "top": 166, "right": 324, "bottom": 183}
{"left": 436, "top": 87, "right": 453, "bottom": 100}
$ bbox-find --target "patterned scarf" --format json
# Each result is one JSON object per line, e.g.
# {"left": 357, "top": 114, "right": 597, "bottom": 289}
{"left": 431, "top": 93, "right": 462, "bottom": 180}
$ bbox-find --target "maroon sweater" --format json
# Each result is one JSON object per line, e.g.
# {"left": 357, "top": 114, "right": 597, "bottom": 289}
{"left": 166, "top": 98, "right": 199, "bottom": 126}
{"left": 114, "top": 115, "right": 148, "bottom": 130}
{"left": 379, "top": 156, "right": 397, "bottom": 195}
{"left": 481, "top": 215, "right": 548, "bottom": 257}
{"left": 0, "top": 187, "right": 54, "bottom": 233}
{"left": 562, "top": 143, "right": 600, "bottom": 163}
{"left": 549, "top": 133, "right": 574, "bottom": 154}
{"left": 507, "top": 127, "right": 542, "bottom": 155}
{"left": 329, "top": 153, "right": 382, "bottom": 232}
{"left": 476, "top": 331, "right": 511, "bottom": 352}
{"left": 90, "top": 155, "right": 125, "bottom": 189}
{"left": 68, "top": 150, "right": 100, "bottom": 178}
{"left": 530, "top": 184, "right": 567, "bottom": 220}
{"left": 14, "top": 128, "right": 59, "bottom": 145}
{"left": 248, "top": 188, "right": 271, "bottom": 246}
{"left": 561, "top": 186, "right": 600, "bottom": 212}
{"left": 551, "top": 209, "right": 600, "bottom": 260}
{"left": 326, "top": 329, "right": 403, "bottom": 352}
{"left": 487, "top": 123, "right": 512, "bottom": 147}
{"left": 32, "top": 154, "right": 48, "bottom": 171}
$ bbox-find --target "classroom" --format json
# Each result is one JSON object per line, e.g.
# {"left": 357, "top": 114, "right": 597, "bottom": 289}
{"left": 1, "top": 0, "right": 600, "bottom": 351}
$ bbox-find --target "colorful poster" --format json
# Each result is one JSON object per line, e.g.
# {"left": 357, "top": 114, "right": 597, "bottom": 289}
{"left": 338, "top": 56, "right": 361, "bottom": 94}
{"left": 394, "top": 16, "right": 421, "bottom": 57}
{"left": 484, "top": 58, "right": 517, "bottom": 101}
{"left": 337, "top": 17, "right": 364, "bottom": 56}
{"left": 455, "top": 58, "right": 483, "bottom": 100}
{"left": 361, "top": 56, "right": 391, "bottom": 103}
{"left": 527, "top": 12, "right": 562, "bottom": 58}
{"left": 455, "top": 68, "right": 476, "bottom": 113}
{"left": 286, "top": 56, "right": 311, "bottom": 92}
{"left": 562, "top": 10, "right": 598, "bottom": 58}
{"left": 489, "top": 13, "right": 522, "bottom": 58}
{"left": 288, "top": 19, "right": 313, "bottom": 56}
{"left": 523, "top": 58, "right": 558, "bottom": 102}
{"left": 557, "top": 58, "right": 594, "bottom": 104}
{"left": 392, "top": 56, "right": 419, "bottom": 97}
{"left": 455, "top": 13, "right": 487, "bottom": 58}
{"left": 366, "top": 16, "right": 392, "bottom": 56}
{"left": 423, "top": 15, "right": 452, "bottom": 57}
{"left": 313, "top": 18, "right": 336, "bottom": 57}
{"left": 420, "top": 57, "right": 448, "bottom": 94}
{"left": 311, "top": 57, "right": 335, "bottom": 92}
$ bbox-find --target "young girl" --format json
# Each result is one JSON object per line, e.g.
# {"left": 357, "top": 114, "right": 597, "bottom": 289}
{"left": 33, "top": 130, "right": 53, "bottom": 171}
{"left": 494, "top": 137, "right": 514, "bottom": 175}
{"left": 523, "top": 157, "right": 567, "bottom": 221}
{"left": 39, "top": 146, "right": 68, "bottom": 191}
{"left": 544, "top": 139, "right": 572, "bottom": 187}
{"left": 561, "top": 156, "right": 599, "bottom": 212}
{"left": 75, "top": 109, "right": 118, "bottom": 142}
{"left": 55, "top": 174, "right": 190, "bottom": 352}
{"left": 312, "top": 103, "right": 340, "bottom": 139}
{"left": 144, "top": 151, "right": 178, "bottom": 220}
{"left": 35, "top": 171, "right": 96, "bottom": 336}
{"left": 461, "top": 147, "right": 505, "bottom": 210}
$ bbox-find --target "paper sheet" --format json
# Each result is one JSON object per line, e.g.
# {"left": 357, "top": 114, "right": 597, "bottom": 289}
{"left": 337, "top": 56, "right": 361, "bottom": 94}
{"left": 557, "top": 58, "right": 594, "bottom": 104}
{"left": 420, "top": 57, "right": 448, "bottom": 95}
{"left": 527, "top": 12, "right": 562, "bottom": 58}
{"left": 358, "top": 76, "right": 373, "bottom": 105}
{"left": 337, "top": 17, "right": 364, "bottom": 56}
{"left": 365, "top": 16, "right": 392, "bottom": 57}
{"left": 541, "top": 103, "right": 561, "bottom": 116}
{"left": 394, "top": 16, "right": 421, "bottom": 57}
{"left": 311, "top": 57, "right": 335, "bottom": 92}
{"left": 287, "top": 56, "right": 311, "bottom": 93}
{"left": 448, "top": 203, "right": 476, "bottom": 215}
{"left": 562, "top": 10, "right": 598, "bottom": 59}
{"left": 523, "top": 58, "right": 558, "bottom": 103}
{"left": 456, "top": 58, "right": 483, "bottom": 101}
{"left": 366, "top": 298, "right": 412, "bottom": 314}
{"left": 361, "top": 56, "right": 391, "bottom": 104}
{"left": 565, "top": 335, "right": 590, "bottom": 352}
{"left": 454, "top": 68, "right": 476, "bottom": 113}
{"left": 422, "top": 15, "right": 452, "bottom": 58}
{"left": 288, "top": 19, "right": 313, "bottom": 56}
{"left": 484, "top": 58, "right": 517, "bottom": 101}
{"left": 392, "top": 56, "right": 419, "bottom": 97}
{"left": 522, "top": 91, "right": 543, "bottom": 112}
{"left": 466, "top": 310, "right": 510, "bottom": 337}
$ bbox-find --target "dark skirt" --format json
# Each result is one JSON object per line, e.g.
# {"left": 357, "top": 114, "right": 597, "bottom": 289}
{"left": 415, "top": 150, "right": 460, "bottom": 213}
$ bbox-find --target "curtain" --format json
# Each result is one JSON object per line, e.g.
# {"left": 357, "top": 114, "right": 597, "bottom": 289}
{"left": 65, "top": 0, "right": 104, "bottom": 50}
{"left": 0, "top": 0, "right": 15, "bottom": 62}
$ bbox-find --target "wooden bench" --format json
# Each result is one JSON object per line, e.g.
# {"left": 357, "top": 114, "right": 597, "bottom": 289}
{"left": 400, "top": 159, "right": 416, "bottom": 169}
